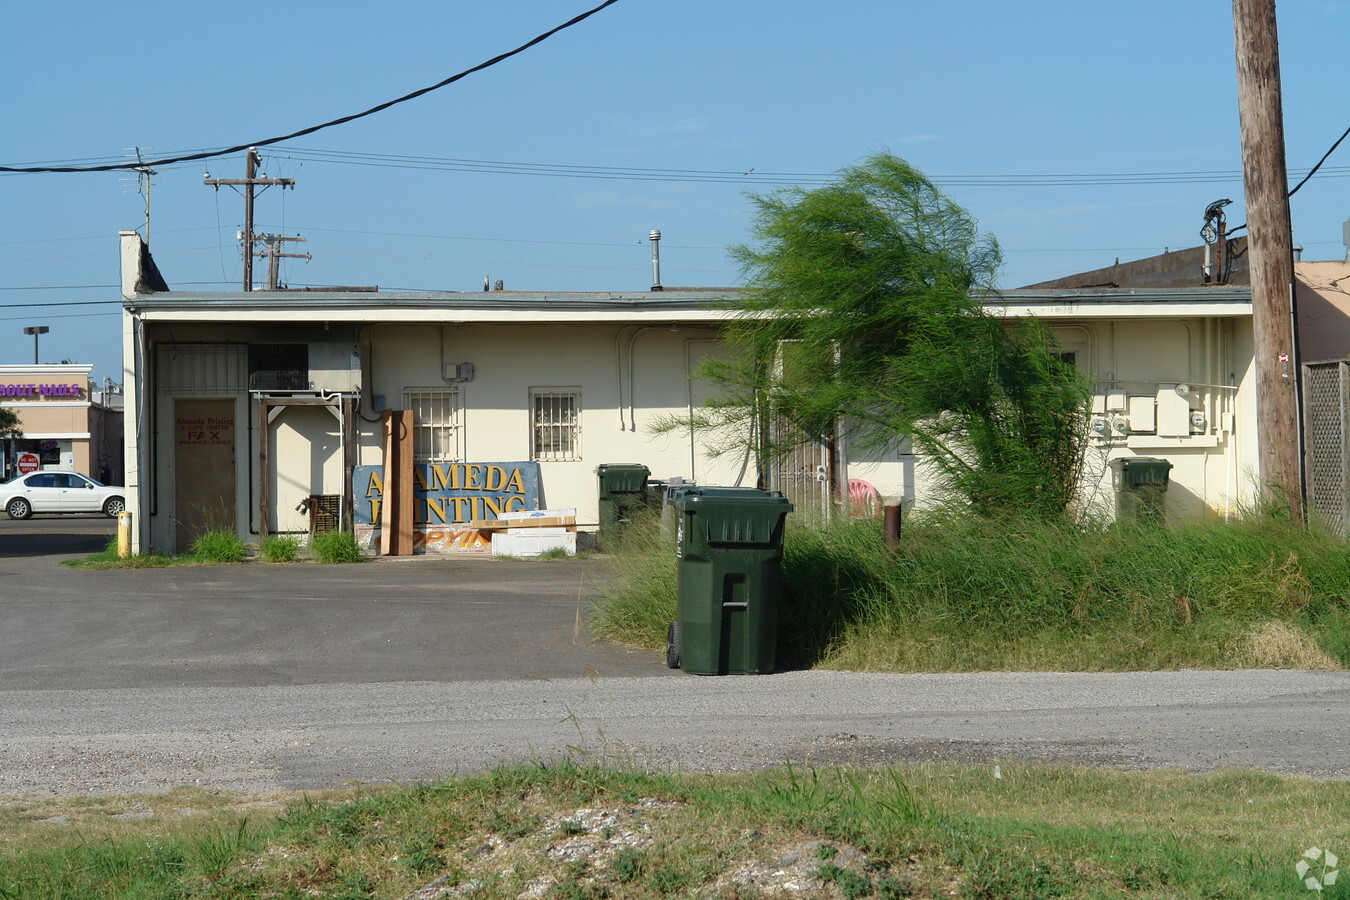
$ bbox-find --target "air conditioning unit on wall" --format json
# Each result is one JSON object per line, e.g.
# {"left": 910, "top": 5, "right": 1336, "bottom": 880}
{"left": 309, "top": 342, "right": 362, "bottom": 394}
{"left": 248, "top": 342, "right": 361, "bottom": 394}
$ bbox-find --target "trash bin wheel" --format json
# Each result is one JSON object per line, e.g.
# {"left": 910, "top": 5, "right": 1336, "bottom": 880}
{"left": 665, "top": 621, "right": 681, "bottom": 669}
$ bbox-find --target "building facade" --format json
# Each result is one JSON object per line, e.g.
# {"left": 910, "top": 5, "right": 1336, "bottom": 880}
{"left": 1, "top": 363, "right": 123, "bottom": 484}
{"left": 120, "top": 232, "right": 1346, "bottom": 554}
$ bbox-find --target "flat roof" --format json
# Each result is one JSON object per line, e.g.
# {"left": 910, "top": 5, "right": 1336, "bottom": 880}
{"left": 123, "top": 285, "right": 1255, "bottom": 324}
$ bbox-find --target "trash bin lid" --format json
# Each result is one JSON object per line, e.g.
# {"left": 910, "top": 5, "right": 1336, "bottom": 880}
{"left": 594, "top": 463, "right": 651, "bottom": 492}
{"left": 677, "top": 487, "right": 792, "bottom": 544}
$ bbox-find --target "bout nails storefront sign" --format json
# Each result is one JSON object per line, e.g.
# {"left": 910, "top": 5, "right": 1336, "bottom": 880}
{"left": 0, "top": 382, "right": 85, "bottom": 399}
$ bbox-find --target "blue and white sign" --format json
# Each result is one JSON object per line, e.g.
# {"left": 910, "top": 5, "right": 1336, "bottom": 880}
{"left": 353, "top": 462, "right": 541, "bottom": 526}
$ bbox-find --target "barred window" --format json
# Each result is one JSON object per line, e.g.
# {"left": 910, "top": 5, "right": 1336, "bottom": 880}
{"left": 531, "top": 390, "right": 580, "bottom": 461}
{"left": 403, "top": 387, "right": 463, "bottom": 463}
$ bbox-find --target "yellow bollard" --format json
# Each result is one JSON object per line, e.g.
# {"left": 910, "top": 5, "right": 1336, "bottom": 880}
{"left": 117, "top": 510, "right": 132, "bottom": 558}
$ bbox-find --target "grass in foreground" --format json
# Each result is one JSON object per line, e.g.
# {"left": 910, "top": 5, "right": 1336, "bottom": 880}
{"left": 593, "top": 512, "right": 1350, "bottom": 672}
{"left": 0, "top": 763, "right": 1345, "bottom": 899}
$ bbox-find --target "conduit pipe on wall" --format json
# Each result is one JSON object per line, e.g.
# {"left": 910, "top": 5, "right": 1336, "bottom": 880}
{"left": 356, "top": 323, "right": 395, "bottom": 423}
{"left": 613, "top": 325, "right": 642, "bottom": 431}
{"left": 626, "top": 327, "right": 656, "bottom": 432}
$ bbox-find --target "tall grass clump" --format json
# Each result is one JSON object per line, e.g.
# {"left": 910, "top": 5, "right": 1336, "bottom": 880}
{"left": 310, "top": 529, "right": 366, "bottom": 564}
{"left": 591, "top": 513, "right": 677, "bottom": 644}
{"left": 260, "top": 534, "right": 300, "bottom": 563}
{"left": 189, "top": 529, "right": 249, "bottom": 564}
{"left": 597, "top": 510, "right": 1349, "bottom": 672}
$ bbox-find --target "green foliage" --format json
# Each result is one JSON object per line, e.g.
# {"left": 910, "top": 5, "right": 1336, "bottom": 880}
{"left": 189, "top": 529, "right": 249, "bottom": 564}
{"left": 310, "top": 530, "right": 366, "bottom": 564}
{"left": 685, "top": 151, "right": 1091, "bottom": 518}
{"left": 595, "top": 513, "right": 1349, "bottom": 671}
{"left": 815, "top": 860, "right": 874, "bottom": 899}
{"left": 260, "top": 534, "right": 300, "bottom": 563}
{"left": 611, "top": 847, "right": 644, "bottom": 882}
{"left": 1, "top": 762, "right": 1344, "bottom": 899}
{"left": 0, "top": 407, "right": 20, "bottom": 440}
{"left": 646, "top": 862, "right": 691, "bottom": 895}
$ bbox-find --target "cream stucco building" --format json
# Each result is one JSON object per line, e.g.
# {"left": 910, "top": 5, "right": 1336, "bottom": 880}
{"left": 117, "top": 232, "right": 1347, "bottom": 554}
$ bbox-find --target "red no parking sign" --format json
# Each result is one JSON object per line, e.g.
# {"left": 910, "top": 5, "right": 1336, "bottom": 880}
{"left": 16, "top": 453, "right": 39, "bottom": 474}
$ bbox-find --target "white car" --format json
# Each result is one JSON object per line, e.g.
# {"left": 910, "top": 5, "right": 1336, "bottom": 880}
{"left": 2, "top": 471, "right": 126, "bottom": 519}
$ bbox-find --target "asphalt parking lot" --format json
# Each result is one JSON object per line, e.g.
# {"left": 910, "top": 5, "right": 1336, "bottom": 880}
{"left": 2, "top": 515, "right": 1346, "bottom": 795}
{"left": 0, "top": 515, "right": 668, "bottom": 691}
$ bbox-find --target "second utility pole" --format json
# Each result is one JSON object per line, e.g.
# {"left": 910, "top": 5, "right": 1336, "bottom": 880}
{"left": 1232, "top": 0, "right": 1302, "bottom": 518}
{"left": 204, "top": 148, "right": 295, "bottom": 291}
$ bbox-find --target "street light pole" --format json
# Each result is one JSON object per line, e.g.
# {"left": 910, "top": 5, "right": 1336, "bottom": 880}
{"left": 22, "top": 326, "right": 49, "bottom": 364}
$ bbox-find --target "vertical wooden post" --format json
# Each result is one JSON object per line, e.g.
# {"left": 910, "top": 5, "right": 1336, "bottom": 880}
{"left": 1233, "top": 0, "right": 1303, "bottom": 518}
{"left": 341, "top": 397, "right": 356, "bottom": 532}
{"left": 380, "top": 409, "right": 415, "bottom": 556}
{"left": 258, "top": 398, "right": 270, "bottom": 542}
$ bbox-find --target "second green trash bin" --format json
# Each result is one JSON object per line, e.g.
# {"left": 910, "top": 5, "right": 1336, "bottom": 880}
{"left": 595, "top": 463, "right": 650, "bottom": 551}
{"left": 669, "top": 487, "right": 793, "bottom": 675}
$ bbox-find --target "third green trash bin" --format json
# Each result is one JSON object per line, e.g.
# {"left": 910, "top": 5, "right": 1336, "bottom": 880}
{"left": 1109, "top": 457, "right": 1173, "bottom": 524}
{"left": 595, "top": 463, "right": 650, "bottom": 551}
{"left": 668, "top": 487, "right": 793, "bottom": 675}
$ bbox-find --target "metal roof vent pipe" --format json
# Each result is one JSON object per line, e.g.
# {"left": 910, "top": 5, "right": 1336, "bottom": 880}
{"left": 649, "top": 229, "right": 663, "bottom": 291}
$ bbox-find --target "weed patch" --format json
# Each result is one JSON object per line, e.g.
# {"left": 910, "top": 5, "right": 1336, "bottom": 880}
{"left": 10, "top": 763, "right": 1340, "bottom": 899}
{"left": 260, "top": 534, "right": 300, "bottom": 563}
{"left": 190, "top": 529, "right": 250, "bottom": 564}
{"left": 310, "top": 530, "right": 366, "bottom": 564}
{"left": 594, "top": 511, "right": 1349, "bottom": 672}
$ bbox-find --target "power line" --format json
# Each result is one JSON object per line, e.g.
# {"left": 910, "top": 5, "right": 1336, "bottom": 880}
{"left": 0, "top": 0, "right": 622, "bottom": 174}
{"left": 0, "top": 310, "right": 120, "bottom": 322}
{"left": 0, "top": 285, "right": 119, "bottom": 292}
{"left": 263, "top": 145, "right": 1350, "bottom": 188}
{"left": 0, "top": 299, "right": 120, "bottom": 308}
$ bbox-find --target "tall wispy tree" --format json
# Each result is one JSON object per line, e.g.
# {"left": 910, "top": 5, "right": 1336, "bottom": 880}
{"left": 690, "top": 152, "right": 1091, "bottom": 519}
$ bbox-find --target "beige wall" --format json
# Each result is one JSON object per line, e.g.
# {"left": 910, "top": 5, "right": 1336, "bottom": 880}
{"left": 1294, "top": 261, "right": 1350, "bottom": 363}
{"left": 140, "top": 324, "right": 748, "bottom": 549}
{"left": 362, "top": 323, "right": 745, "bottom": 522}
{"left": 134, "top": 308, "right": 1273, "bottom": 550}
{"left": 842, "top": 316, "right": 1260, "bottom": 521}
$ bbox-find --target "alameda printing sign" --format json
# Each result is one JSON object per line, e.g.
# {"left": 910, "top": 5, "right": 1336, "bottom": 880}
{"left": 353, "top": 461, "right": 541, "bottom": 528}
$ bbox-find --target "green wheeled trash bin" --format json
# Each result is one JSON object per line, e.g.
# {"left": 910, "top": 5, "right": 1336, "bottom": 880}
{"left": 1109, "top": 457, "right": 1173, "bottom": 525}
{"left": 668, "top": 487, "right": 793, "bottom": 675}
{"left": 595, "top": 463, "right": 650, "bottom": 551}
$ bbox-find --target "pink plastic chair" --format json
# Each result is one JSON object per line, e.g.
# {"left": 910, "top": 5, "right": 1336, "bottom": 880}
{"left": 846, "top": 478, "right": 881, "bottom": 518}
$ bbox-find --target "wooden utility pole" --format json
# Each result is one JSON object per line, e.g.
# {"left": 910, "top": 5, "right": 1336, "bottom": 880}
{"left": 1232, "top": 0, "right": 1303, "bottom": 517}
{"left": 256, "top": 233, "right": 311, "bottom": 290}
{"left": 203, "top": 148, "right": 295, "bottom": 291}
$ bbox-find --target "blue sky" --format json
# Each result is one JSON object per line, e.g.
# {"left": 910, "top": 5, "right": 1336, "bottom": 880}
{"left": 4, "top": 0, "right": 1349, "bottom": 382}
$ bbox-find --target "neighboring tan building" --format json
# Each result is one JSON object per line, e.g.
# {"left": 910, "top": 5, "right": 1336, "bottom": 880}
{"left": 0, "top": 363, "right": 123, "bottom": 484}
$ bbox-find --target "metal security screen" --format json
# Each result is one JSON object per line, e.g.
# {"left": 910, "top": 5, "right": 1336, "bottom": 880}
{"left": 403, "top": 388, "right": 463, "bottom": 463}
{"left": 531, "top": 390, "right": 580, "bottom": 461}
{"left": 156, "top": 344, "right": 246, "bottom": 394}
{"left": 1302, "top": 359, "right": 1349, "bottom": 535}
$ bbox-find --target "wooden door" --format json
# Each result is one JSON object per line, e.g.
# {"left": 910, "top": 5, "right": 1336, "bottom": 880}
{"left": 174, "top": 399, "right": 237, "bottom": 552}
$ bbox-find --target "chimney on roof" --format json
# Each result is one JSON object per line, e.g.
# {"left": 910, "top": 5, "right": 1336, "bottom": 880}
{"left": 649, "top": 229, "right": 663, "bottom": 291}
